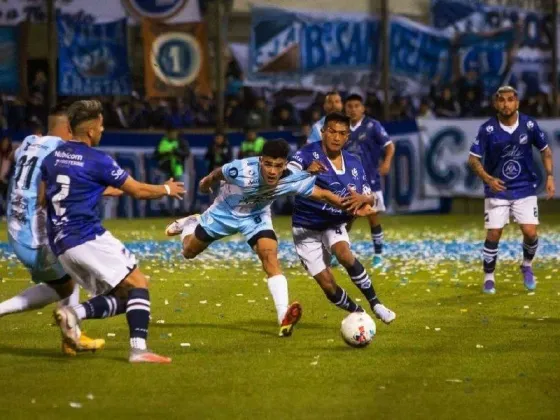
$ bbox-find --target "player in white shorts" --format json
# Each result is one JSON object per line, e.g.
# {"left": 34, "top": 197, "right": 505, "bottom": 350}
{"left": 0, "top": 104, "right": 105, "bottom": 355}
{"left": 165, "top": 138, "right": 375, "bottom": 337}
{"left": 468, "top": 86, "right": 555, "bottom": 294}
{"left": 40, "top": 100, "right": 185, "bottom": 363}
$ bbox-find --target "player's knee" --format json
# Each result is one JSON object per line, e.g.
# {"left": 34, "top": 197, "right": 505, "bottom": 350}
{"left": 122, "top": 268, "right": 148, "bottom": 289}
{"left": 486, "top": 229, "right": 502, "bottom": 242}
{"left": 335, "top": 249, "right": 354, "bottom": 268}
{"left": 315, "top": 271, "right": 337, "bottom": 294}
{"left": 182, "top": 246, "right": 197, "bottom": 260}
{"left": 51, "top": 278, "right": 75, "bottom": 299}
{"left": 521, "top": 226, "right": 538, "bottom": 242}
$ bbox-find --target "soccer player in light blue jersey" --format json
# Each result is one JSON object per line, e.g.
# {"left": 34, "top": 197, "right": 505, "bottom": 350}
{"left": 165, "top": 139, "right": 375, "bottom": 337}
{"left": 307, "top": 91, "right": 343, "bottom": 144}
{"left": 468, "top": 86, "right": 555, "bottom": 294}
{"left": 41, "top": 100, "right": 185, "bottom": 363}
{"left": 0, "top": 105, "right": 105, "bottom": 355}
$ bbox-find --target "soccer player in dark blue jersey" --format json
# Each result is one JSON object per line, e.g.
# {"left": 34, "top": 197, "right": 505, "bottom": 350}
{"left": 290, "top": 112, "right": 396, "bottom": 324}
{"left": 41, "top": 100, "right": 185, "bottom": 363}
{"left": 344, "top": 94, "right": 395, "bottom": 268}
{"left": 468, "top": 86, "right": 555, "bottom": 294}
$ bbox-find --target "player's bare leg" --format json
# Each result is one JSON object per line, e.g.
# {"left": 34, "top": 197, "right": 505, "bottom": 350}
{"left": 483, "top": 228, "right": 503, "bottom": 294}
{"left": 254, "top": 237, "right": 301, "bottom": 337}
{"left": 519, "top": 224, "right": 538, "bottom": 291}
{"left": 313, "top": 268, "right": 363, "bottom": 313}
{"left": 331, "top": 241, "right": 395, "bottom": 324}
{"left": 368, "top": 213, "right": 384, "bottom": 268}
{"left": 182, "top": 232, "right": 211, "bottom": 260}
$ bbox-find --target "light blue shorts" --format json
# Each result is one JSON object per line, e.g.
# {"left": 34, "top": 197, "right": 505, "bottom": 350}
{"left": 198, "top": 209, "right": 275, "bottom": 246}
{"left": 8, "top": 234, "right": 68, "bottom": 284}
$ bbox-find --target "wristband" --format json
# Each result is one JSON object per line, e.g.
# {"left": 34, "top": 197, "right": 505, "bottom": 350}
{"left": 164, "top": 184, "right": 171, "bottom": 195}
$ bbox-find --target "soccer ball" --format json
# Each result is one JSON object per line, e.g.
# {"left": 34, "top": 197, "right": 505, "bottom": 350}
{"left": 340, "top": 312, "right": 376, "bottom": 348}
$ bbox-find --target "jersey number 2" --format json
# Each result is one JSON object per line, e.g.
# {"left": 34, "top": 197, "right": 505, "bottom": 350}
{"left": 52, "top": 175, "right": 70, "bottom": 217}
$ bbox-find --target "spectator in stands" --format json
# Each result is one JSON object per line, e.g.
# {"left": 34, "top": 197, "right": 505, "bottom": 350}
{"left": 245, "top": 97, "right": 270, "bottom": 128}
{"left": 522, "top": 91, "right": 551, "bottom": 118}
{"left": 309, "top": 109, "right": 321, "bottom": 124}
{"left": 225, "top": 95, "right": 247, "bottom": 128}
{"left": 193, "top": 94, "right": 216, "bottom": 127}
{"left": 296, "top": 124, "right": 311, "bottom": 148}
{"left": 166, "top": 99, "right": 194, "bottom": 128}
{"left": 457, "top": 67, "right": 484, "bottom": 117}
{"left": 0, "top": 135, "right": 13, "bottom": 215}
{"left": 432, "top": 85, "right": 460, "bottom": 118}
{"left": 128, "top": 98, "right": 151, "bottom": 129}
{"left": 7, "top": 97, "right": 26, "bottom": 131}
{"left": 27, "top": 92, "right": 47, "bottom": 129}
{"left": 389, "top": 95, "right": 415, "bottom": 120}
{"left": 271, "top": 105, "right": 299, "bottom": 128}
{"left": 30, "top": 70, "right": 48, "bottom": 101}
{"left": 417, "top": 98, "right": 436, "bottom": 119}
{"left": 155, "top": 127, "right": 190, "bottom": 180}
{"left": 205, "top": 132, "right": 232, "bottom": 172}
{"left": 366, "top": 93, "right": 383, "bottom": 120}
{"left": 115, "top": 100, "right": 131, "bottom": 128}
{"left": 0, "top": 98, "right": 7, "bottom": 131}
{"left": 238, "top": 127, "right": 265, "bottom": 159}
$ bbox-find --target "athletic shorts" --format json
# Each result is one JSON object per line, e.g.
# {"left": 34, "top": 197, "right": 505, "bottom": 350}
{"left": 198, "top": 208, "right": 275, "bottom": 245}
{"left": 484, "top": 196, "right": 539, "bottom": 229}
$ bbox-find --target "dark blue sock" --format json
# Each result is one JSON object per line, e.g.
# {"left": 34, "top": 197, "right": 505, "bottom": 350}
{"left": 522, "top": 237, "right": 538, "bottom": 263}
{"left": 78, "top": 295, "right": 125, "bottom": 319}
{"left": 371, "top": 225, "right": 383, "bottom": 255}
{"left": 345, "top": 259, "right": 381, "bottom": 307}
{"left": 324, "top": 286, "right": 361, "bottom": 313}
{"left": 483, "top": 240, "right": 499, "bottom": 273}
{"left": 126, "top": 288, "right": 151, "bottom": 345}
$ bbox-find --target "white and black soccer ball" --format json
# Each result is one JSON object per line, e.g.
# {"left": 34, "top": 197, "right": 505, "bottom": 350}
{"left": 340, "top": 311, "right": 376, "bottom": 348}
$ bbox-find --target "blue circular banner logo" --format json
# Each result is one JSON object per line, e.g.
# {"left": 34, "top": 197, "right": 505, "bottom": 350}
{"left": 123, "top": 0, "right": 188, "bottom": 20}
{"left": 151, "top": 32, "right": 201, "bottom": 86}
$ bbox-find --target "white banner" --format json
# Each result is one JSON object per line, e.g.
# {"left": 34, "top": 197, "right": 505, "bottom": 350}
{"left": 419, "top": 118, "right": 560, "bottom": 198}
{"left": 0, "top": 0, "right": 201, "bottom": 25}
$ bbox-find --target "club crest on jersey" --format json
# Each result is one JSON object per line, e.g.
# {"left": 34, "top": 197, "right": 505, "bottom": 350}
{"left": 527, "top": 121, "right": 534, "bottom": 130}
{"left": 313, "top": 152, "right": 319, "bottom": 159}
{"left": 228, "top": 167, "right": 238, "bottom": 178}
{"left": 347, "top": 183, "right": 357, "bottom": 191}
{"left": 486, "top": 125, "right": 494, "bottom": 133}
{"left": 351, "top": 168, "right": 358, "bottom": 179}
{"left": 502, "top": 159, "right": 521, "bottom": 180}
{"left": 359, "top": 133, "right": 367, "bottom": 140}
{"left": 519, "top": 134, "right": 528, "bottom": 144}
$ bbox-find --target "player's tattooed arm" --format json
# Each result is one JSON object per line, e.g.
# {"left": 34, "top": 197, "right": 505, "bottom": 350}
{"left": 379, "top": 142, "right": 395, "bottom": 176}
{"left": 541, "top": 147, "right": 555, "bottom": 199}
{"left": 199, "top": 167, "right": 225, "bottom": 193}
{"left": 468, "top": 155, "right": 506, "bottom": 193}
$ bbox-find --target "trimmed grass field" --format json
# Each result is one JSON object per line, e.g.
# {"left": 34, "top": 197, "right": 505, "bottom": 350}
{"left": 0, "top": 215, "right": 559, "bottom": 419}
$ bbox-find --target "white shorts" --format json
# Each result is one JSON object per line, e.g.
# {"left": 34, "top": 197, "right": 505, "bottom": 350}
{"left": 292, "top": 224, "right": 350, "bottom": 277}
{"left": 373, "top": 191, "right": 386, "bottom": 213}
{"left": 484, "top": 196, "right": 539, "bottom": 229}
{"left": 58, "top": 231, "right": 137, "bottom": 296}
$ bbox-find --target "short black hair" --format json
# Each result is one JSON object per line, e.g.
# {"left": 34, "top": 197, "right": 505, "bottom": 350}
{"left": 67, "top": 99, "right": 103, "bottom": 132}
{"left": 262, "top": 139, "right": 290, "bottom": 160}
{"left": 49, "top": 103, "right": 69, "bottom": 117}
{"left": 326, "top": 91, "right": 340, "bottom": 97}
{"left": 323, "top": 112, "right": 350, "bottom": 128}
{"left": 345, "top": 94, "right": 363, "bottom": 103}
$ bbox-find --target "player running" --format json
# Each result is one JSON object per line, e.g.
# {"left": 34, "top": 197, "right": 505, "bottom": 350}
{"left": 344, "top": 94, "right": 395, "bottom": 268}
{"left": 307, "top": 91, "right": 343, "bottom": 143}
{"left": 165, "top": 138, "right": 374, "bottom": 337}
{"left": 0, "top": 104, "right": 104, "bottom": 355}
{"left": 289, "top": 112, "right": 396, "bottom": 324}
{"left": 468, "top": 86, "right": 555, "bottom": 294}
{"left": 40, "top": 100, "right": 185, "bottom": 363}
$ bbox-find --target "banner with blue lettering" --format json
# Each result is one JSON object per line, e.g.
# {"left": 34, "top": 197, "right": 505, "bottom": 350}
{"left": 57, "top": 16, "right": 131, "bottom": 96}
{"left": 0, "top": 26, "right": 21, "bottom": 94}
{"left": 249, "top": 6, "right": 380, "bottom": 92}
{"left": 419, "top": 118, "right": 560, "bottom": 198}
{"left": 430, "top": 0, "right": 553, "bottom": 97}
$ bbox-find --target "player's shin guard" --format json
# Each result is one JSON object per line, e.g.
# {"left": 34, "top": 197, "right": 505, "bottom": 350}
{"left": 371, "top": 225, "right": 383, "bottom": 255}
{"left": 73, "top": 295, "right": 126, "bottom": 320}
{"left": 483, "top": 240, "right": 499, "bottom": 277}
{"left": 345, "top": 259, "right": 381, "bottom": 307}
{"left": 126, "top": 288, "right": 150, "bottom": 351}
{"left": 324, "top": 286, "right": 361, "bottom": 313}
{"left": 267, "top": 274, "right": 289, "bottom": 324}
{"left": 522, "top": 237, "right": 538, "bottom": 266}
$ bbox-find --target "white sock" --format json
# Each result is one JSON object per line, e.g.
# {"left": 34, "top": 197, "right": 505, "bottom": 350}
{"left": 267, "top": 274, "right": 289, "bottom": 324}
{"left": 180, "top": 219, "right": 199, "bottom": 242}
{"left": 484, "top": 273, "right": 495, "bottom": 282}
{"left": 60, "top": 284, "right": 80, "bottom": 307}
{"left": 73, "top": 304, "right": 87, "bottom": 320}
{"left": 522, "top": 259, "right": 532, "bottom": 267}
{"left": 130, "top": 337, "right": 147, "bottom": 350}
{"left": 0, "top": 283, "right": 61, "bottom": 316}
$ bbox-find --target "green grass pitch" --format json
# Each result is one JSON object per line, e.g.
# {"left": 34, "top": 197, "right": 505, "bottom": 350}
{"left": 0, "top": 215, "right": 558, "bottom": 419}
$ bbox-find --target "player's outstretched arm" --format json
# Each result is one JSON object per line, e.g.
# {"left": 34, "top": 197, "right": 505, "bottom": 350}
{"left": 199, "top": 167, "right": 225, "bottom": 193}
{"left": 468, "top": 155, "right": 506, "bottom": 193}
{"left": 103, "top": 187, "right": 124, "bottom": 197}
{"left": 541, "top": 147, "right": 555, "bottom": 199}
{"left": 119, "top": 177, "right": 185, "bottom": 200}
{"left": 309, "top": 186, "right": 344, "bottom": 208}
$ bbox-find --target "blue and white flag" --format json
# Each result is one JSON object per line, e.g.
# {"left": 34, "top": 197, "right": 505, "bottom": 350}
{"left": 249, "top": 6, "right": 380, "bottom": 92}
{"left": 57, "top": 16, "right": 131, "bottom": 96}
{"left": 0, "top": 25, "right": 21, "bottom": 94}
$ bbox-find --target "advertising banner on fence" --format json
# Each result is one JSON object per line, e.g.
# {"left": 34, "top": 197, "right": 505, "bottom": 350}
{"left": 0, "top": 0, "right": 201, "bottom": 25}
{"left": 430, "top": 0, "right": 554, "bottom": 96}
{"left": 248, "top": 5, "right": 381, "bottom": 92}
{"left": 419, "top": 118, "right": 560, "bottom": 198}
{"left": 57, "top": 16, "right": 131, "bottom": 96}
{"left": 142, "top": 19, "right": 210, "bottom": 97}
